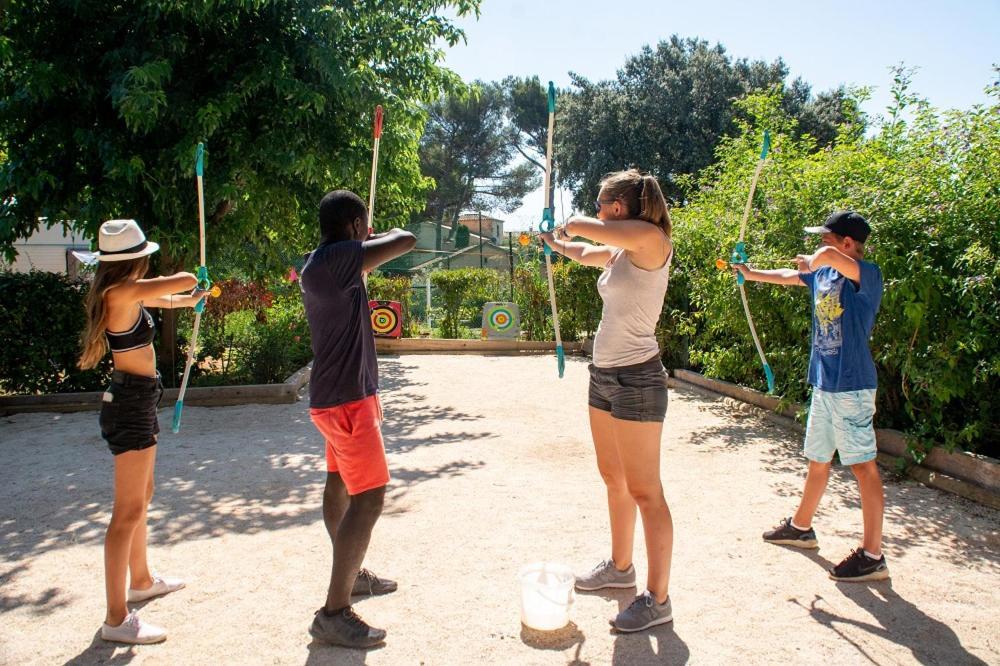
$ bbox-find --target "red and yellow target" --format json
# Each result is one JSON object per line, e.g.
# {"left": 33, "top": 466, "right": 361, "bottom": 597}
{"left": 482, "top": 302, "right": 520, "bottom": 339}
{"left": 368, "top": 300, "right": 402, "bottom": 338}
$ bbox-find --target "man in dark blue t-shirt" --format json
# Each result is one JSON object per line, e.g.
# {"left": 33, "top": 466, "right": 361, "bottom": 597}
{"left": 734, "top": 211, "right": 888, "bottom": 583}
{"left": 301, "top": 190, "right": 415, "bottom": 648}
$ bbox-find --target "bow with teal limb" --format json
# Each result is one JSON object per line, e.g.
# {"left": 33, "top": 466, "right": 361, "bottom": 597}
{"left": 730, "top": 131, "right": 775, "bottom": 394}
{"left": 538, "top": 81, "right": 564, "bottom": 378}
{"left": 173, "top": 142, "right": 213, "bottom": 433}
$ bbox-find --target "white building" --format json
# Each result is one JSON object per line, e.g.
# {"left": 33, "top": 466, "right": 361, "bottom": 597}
{"left": 2, "top": 223, "right": 91, "bottom": 277}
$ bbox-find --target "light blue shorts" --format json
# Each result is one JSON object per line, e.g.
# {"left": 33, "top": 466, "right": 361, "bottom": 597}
{"left": 803, "top": 388, "right": 877, "bottom": 466}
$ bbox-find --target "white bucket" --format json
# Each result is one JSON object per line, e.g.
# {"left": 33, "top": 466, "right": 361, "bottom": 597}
{"left": 519, "top": 562, "right": 575, "bottom": 631}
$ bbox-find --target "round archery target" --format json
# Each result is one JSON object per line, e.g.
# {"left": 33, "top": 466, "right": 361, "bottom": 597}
{"left": 482, "top": 302, "right": 520, "bottom": 339}
{"left": 368, "top": 300, "right": 402, "bottom": 338}
{"left": 488, "top": 307, "right": 514, "bottom": 331}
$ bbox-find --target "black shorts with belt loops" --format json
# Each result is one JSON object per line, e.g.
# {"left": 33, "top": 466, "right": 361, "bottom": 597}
{"left": 588, "top": 355, "right": 668, "bottom": 422}
{"left": 99, "top": 370, "right": 164, "bottom": 455}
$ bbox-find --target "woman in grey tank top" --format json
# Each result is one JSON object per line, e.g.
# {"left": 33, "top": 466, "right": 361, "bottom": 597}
{"left": 540, "top": 169, "right": 676, "bottom": 632}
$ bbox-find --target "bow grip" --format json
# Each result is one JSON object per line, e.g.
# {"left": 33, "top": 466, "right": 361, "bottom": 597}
{"left": 540, "top": 208, "right": 555, "bottom": 256}
{"left": 731, "top": 242, "right": 749, "bottom": 286}
{"left": 194, "top": 265, "right": 211, "bottom": 313}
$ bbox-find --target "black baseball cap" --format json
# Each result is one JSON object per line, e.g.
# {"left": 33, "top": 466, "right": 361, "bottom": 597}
{"left": 804, "top": 210, "right": 871, "bottom": 243}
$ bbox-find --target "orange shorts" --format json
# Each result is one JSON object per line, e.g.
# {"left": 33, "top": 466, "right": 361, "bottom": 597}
{"left": 309, "top": 394, "right": 388, "bottom": 495}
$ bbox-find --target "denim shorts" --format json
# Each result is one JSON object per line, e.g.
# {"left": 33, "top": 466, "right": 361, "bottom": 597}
{"left": 588, "top": 355, "right": 668, "bottom": 422}
{"left": 99, "top": 371, "right": 164, "bottom": 456}
{"left": 803, "top": 388, "right": 877, "bottom": 466}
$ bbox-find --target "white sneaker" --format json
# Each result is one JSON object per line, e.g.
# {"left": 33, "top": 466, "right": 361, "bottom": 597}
{"left": 127, "top": 574, "right": 186, "bottom": 603}
{"left": 101, "top": 611, "right": 167, "bottom": 644}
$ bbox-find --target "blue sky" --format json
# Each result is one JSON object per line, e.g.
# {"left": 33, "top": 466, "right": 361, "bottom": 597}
{"left": 441, "top": 0, "right": 999, "bottom": 230}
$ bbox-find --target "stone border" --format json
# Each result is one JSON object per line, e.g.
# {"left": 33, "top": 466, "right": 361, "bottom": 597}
{"left": 669, "top": 369, "right": 1000, "bottom": 510}
{"left": 375, "top": 338, "right": 584, "bottom": 355}
{"left": 0, "top": 364, "right": 312, "bottom": 416}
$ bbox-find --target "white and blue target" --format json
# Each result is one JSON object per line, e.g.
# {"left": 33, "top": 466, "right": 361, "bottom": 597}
{"left": 483, "top": 302, "right": 520, "bottom": 339}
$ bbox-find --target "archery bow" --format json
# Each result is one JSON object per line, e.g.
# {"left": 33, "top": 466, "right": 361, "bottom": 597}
{"left": 539, "top": 81, "right": 564, "bottom": 378}
{"left": 172, "top": 142, "right": 213, "bottom": 432}
{"left": 730, "top": 131, "right": 775, "bottom": 394}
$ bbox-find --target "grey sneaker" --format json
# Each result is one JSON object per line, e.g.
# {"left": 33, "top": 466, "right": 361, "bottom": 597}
{"left": 762, "top": 516, "right": 818, "bottom": 548}
{"left": 611, "top": 591, "right": 673, "bottom": 633}
{"left": 575, "top": 559, "right": 636, "bottom": 591}
{"left": 309, "top": 607, "right": 386, "bottom": 648}
{"left": 352, "top": 568, "right": 397, "bottom": 596}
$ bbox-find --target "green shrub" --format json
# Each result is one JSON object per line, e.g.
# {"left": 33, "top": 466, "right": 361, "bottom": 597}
{"left": 184, "top": 291, "right": 311, "bottom": 387}
{"left": 430, "top": 267, "right": 505, "bottom": 338}
{"left": 0, "top": 270, "right": 111, "bottom": 394}
{"left": 513, "top": 261, "right": 552, "bottom": 341}
{"left": 553, "top": 260, "right": 601, "bottom": 342}
{"left": 670, "top": 73, "right": 1000, "bottom": 455}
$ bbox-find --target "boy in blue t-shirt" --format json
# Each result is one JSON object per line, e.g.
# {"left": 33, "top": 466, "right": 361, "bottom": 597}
{"left": 734, "top": 211, "right": 888, "bottom": 582}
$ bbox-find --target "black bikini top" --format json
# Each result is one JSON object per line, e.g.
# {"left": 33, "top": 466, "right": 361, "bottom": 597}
{"left": 106, "top": 306, "right": 155, "bottom": 352}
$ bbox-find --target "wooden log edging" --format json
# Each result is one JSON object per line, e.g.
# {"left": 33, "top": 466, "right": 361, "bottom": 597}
{"left": 375, "top": 338, "right": 584, "bottom": 355}
{"left": 668, "top": 369, "right": 1000, "bottom": 509}
{"left": 0, "top": 363, "right": 313, "bottom": 416}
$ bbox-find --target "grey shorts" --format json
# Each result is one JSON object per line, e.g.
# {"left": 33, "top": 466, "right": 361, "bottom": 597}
{"left": 588, "top": 356, "right": 668, "bottom": 422}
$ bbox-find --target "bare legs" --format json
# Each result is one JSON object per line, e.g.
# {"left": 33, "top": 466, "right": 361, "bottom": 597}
{"left": 322, "top": 472, "right": 385, "bottom": 613}
{"left": 589, "top": 407, "right": 673, "bottom": 604}
{"left": 105, "top": 446, "right": 157, "bottom": 626}
{"left": 791, "top": 458, "right": 884, "bottom": 555}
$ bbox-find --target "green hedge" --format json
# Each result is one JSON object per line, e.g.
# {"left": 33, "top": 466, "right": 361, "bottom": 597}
{"left": 0, "top": 270, "right": 111, "bottom": 394}
{"left": 670, "top": 77, "right": 999, "bottom": 456}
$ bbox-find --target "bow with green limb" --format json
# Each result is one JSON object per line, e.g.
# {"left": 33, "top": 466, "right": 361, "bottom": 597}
{"left": 729, "top": 130, "right": 775, "bottom": 394}
{"left": 172, "top": 142, "right": 213, "bottom": 432}
{"left": 538, "top": 81, "right": 564, "bottom": 378}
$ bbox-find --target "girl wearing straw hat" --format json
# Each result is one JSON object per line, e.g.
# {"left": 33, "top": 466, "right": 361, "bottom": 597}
{"left": 78, "top": 219, "right": 206, "bottom": 644}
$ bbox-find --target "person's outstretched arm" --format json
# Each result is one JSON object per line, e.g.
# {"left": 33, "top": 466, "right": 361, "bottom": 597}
{"left": 362, "top": 229, "right": 417, "bottom": 272}
{"left": 733, "top": 263, "right": 805, "bottom": 287}
{"left": 539, "top": 225, "right": 618, "bottom": 268}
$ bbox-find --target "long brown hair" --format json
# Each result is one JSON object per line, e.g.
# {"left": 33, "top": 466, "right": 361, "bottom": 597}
{"left": 600, "top": 169, "right": 672, "bottom": 237}
{"left": 78, "top": 256, "right": 150, "bottom": 369}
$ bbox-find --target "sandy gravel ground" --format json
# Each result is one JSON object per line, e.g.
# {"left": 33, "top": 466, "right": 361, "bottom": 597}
{"left": 1, "top": 354, "right": 998, "bottom": 665}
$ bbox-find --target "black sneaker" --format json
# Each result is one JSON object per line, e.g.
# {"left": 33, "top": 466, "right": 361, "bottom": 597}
{"left": 309, "top": 606, "right": 386, "bottom": 648}
{"left": 352, "top": 568, "right": 398, "bottom": 596}
{"left": 829, "top": 548, "right": 889, "bottom": 582}
{"left": 762, "top": 516, "right": 818, "bottom": 548}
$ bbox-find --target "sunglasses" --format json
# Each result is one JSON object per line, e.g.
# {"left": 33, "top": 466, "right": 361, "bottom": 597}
{"left": 594, "top": 198, "right": 617, "bottom": 212}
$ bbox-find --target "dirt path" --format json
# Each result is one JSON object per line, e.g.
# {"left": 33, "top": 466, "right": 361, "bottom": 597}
{"left": 2, "top": 355, "right": 998, "bottom": 665}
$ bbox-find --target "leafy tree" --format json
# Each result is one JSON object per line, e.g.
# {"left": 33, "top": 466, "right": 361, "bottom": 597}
{"left": 501, "top": 75, "right": 565, "bottom": 212}
{"left": 502, "top": 75, "right": 550, "bottom": 171}
{"left": 454, "top": 223, "right": 470, "bottom": 249}
{"left": 556, "top": 35, "right": 859, "bottom": 207}
{"left": 0, "top": 0, "right": 479, "bottom": 268}
{"left": 671, "top": 71, "right": 1000, "bottom": 456}
{"left": 0, "top": 0, "right": 478, "bottom": 374}
{"left": 418, "top": 81, "right": 539, "bottom": 248}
